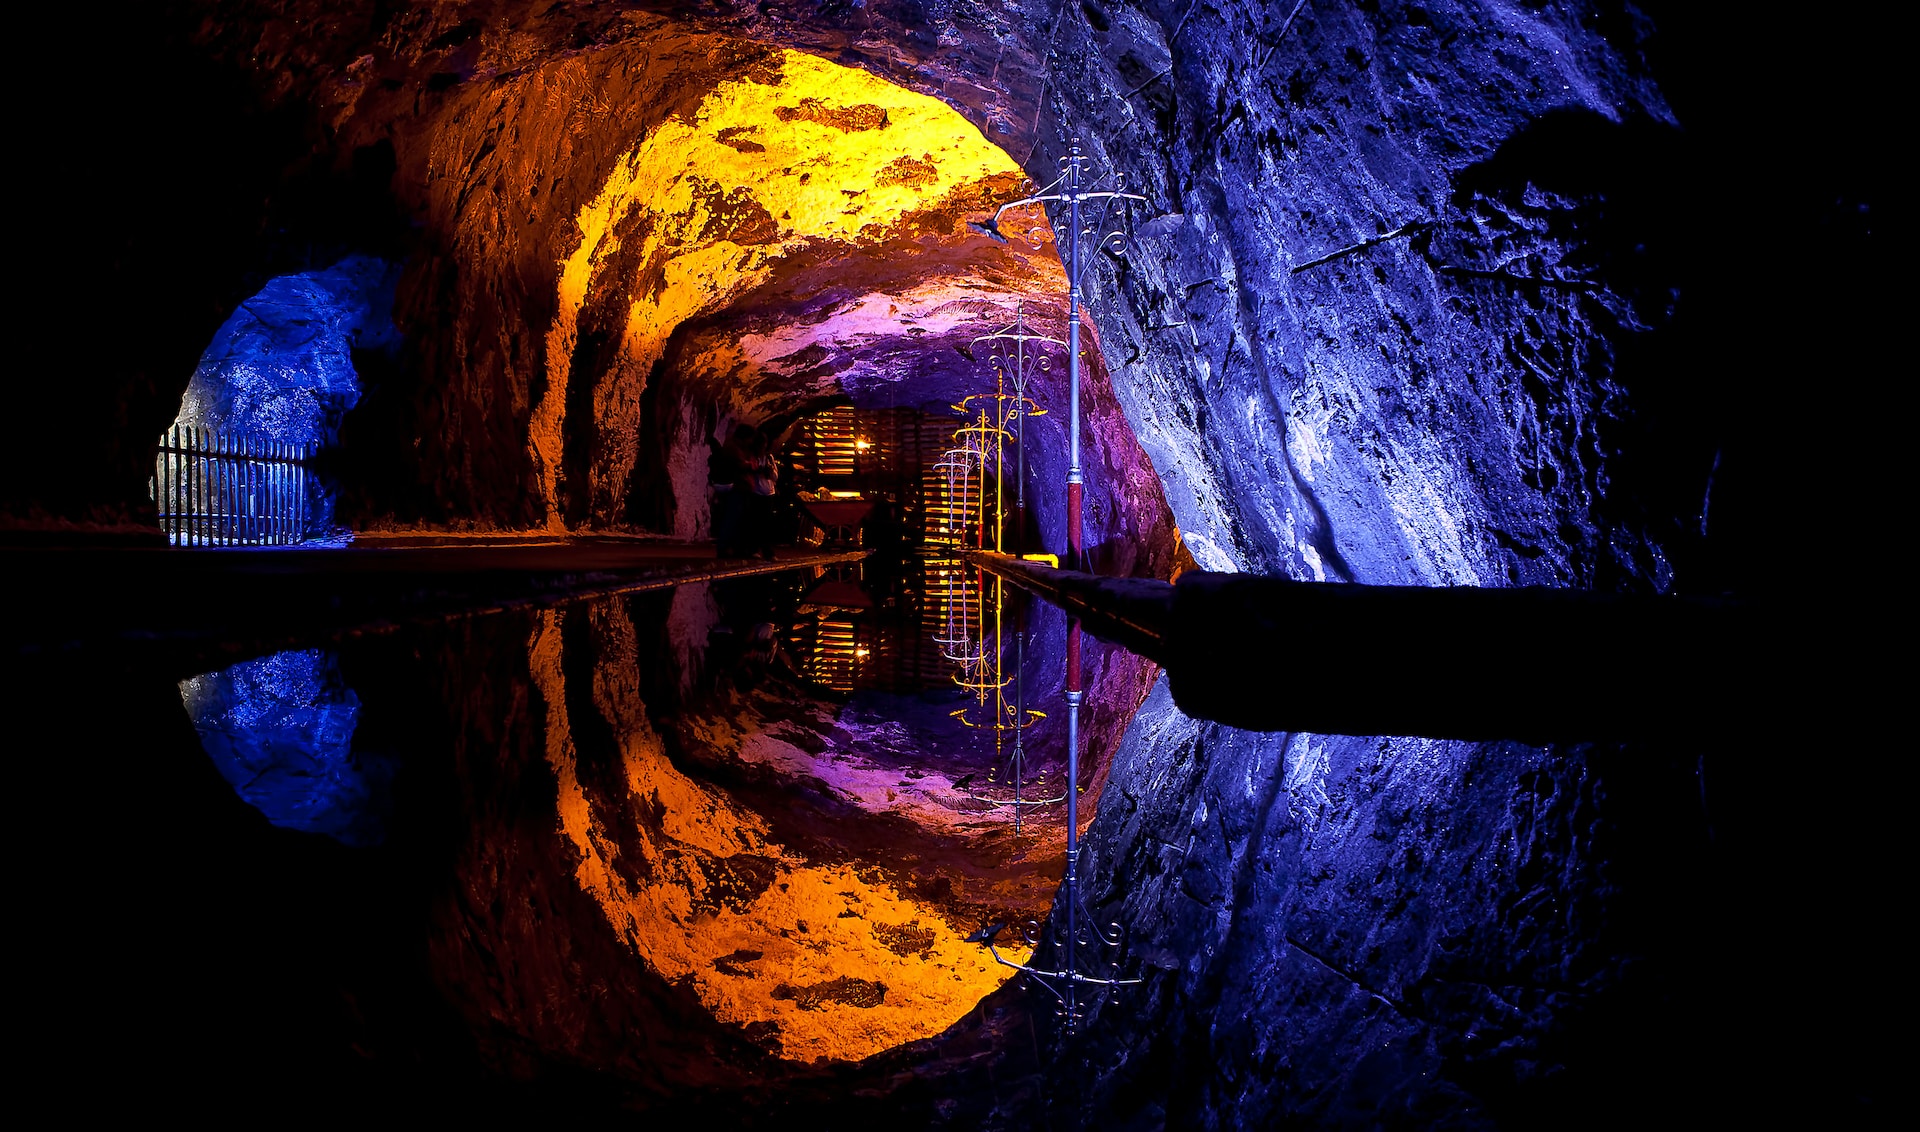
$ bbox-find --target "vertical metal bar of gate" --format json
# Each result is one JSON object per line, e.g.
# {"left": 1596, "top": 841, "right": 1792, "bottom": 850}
{"left": 244, "top": 436, "right": 254, "bottom": 544}
{"left": 160, "top": 428, "right": 171, "bottom": 543}
{"left": 268, "top": 440, "right": 278, "bottom": 545}
{"left": 295, "top": 443, "right": 305, "bottom": 537}
{"left": 202, "top": 428, "right": 212, "bottom": 546}
{"left": 191, "top": 428, "right": 199, "bottom": 546}
{"left": 169, "top": 427, "right": 178, "bottom": 543}
{"left": 210, "top": 430, "right": 220, "bottom": 545}
{"left": 186, "top": 427, "right": 197, "bottom": 546}
{"left": 221, "top": 432, "right": 232, "bottom": 545}
{"left": 247, "top": 437, "right": 256, "bottom": 544}
{"left": 268, "top": 440, "right": 277, "bottom": 545}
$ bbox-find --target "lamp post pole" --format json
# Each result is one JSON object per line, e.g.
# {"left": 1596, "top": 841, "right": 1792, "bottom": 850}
{"left": 1066, "top": 144, "right": 1085, "bottom": 570}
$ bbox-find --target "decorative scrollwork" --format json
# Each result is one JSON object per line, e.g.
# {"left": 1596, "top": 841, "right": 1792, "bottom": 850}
{"left": 1019, "top": 919, "right": 1044, "bottom": 948}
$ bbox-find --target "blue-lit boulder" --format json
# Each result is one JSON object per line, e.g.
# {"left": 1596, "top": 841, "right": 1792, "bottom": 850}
{"left": 178, "top": 649, "right": 391, "bottom": 847}
{"left": 172, "top": 255, "right": 400, "bottom": 447}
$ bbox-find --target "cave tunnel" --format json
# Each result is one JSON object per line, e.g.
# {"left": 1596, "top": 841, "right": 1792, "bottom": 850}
{"left": 6, "top": 1, "right": 1897, "bottom": 1126}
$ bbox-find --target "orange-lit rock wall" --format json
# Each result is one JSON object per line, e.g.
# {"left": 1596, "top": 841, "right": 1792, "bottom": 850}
{"left": 528, "top": 600, "right": 1031, "bottom": 1061}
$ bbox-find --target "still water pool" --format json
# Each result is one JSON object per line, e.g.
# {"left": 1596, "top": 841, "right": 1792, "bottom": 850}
{"left": 63, "top": 557, "right": 1155, "bottom": 1111}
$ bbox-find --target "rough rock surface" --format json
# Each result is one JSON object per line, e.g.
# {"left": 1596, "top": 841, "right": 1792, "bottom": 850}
{"left": 180, "top": 647, "right": 392, "bottom": 846}
{"left": 1046, "top": 684, "right": 1704, "bottom": 1127}
{"left": 147, "top": 6, "right": 1176, "bottom": 558}
{"left": 172, "top": 254, "right": 401, "bottom": 446}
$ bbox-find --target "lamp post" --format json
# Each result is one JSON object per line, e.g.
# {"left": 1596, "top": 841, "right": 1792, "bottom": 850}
{"left": 965, "top": 135, "right": 1152, "bottom": 1034}
{"left": 978, "top": 140, "right": 1145, "bottom": 571}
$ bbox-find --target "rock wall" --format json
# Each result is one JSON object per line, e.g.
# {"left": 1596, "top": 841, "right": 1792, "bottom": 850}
{"left": 142, "top": 3, "right": 1173, "bottom": 552}
{"left": 150, "top": 1, "right": 1685, "bottom": 584}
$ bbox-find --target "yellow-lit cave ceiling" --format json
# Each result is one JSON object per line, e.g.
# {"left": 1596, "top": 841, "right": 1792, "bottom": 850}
{"left": 534, "top": 47, "right": 1041, "bottom": 531}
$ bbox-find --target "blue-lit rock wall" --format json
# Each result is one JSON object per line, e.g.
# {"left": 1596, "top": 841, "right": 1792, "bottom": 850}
{"left": 1005, "top": 2, "right": 1701, "bottom": 1124}
{"left": 1049, "top": 684, "right": 1713, "bottom": 1126}
{"left": 171, "top": 255, "right": 400, "bottom": 533}
{"left": 179, "top": 649, "right": 393, "bottom": 847}
{"left": 174, "top": 255, "right": 400, "bottom": 445}
{"left": 1053, "top": 1, "right": 1673, "bottom": 590}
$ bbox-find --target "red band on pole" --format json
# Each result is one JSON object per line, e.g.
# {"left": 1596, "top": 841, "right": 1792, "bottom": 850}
{"left": 1067, "top": 481, "right": 1083, "bottom": 555}
{"left": 1067, "top": 620, "right": 1083, "bottom": 693}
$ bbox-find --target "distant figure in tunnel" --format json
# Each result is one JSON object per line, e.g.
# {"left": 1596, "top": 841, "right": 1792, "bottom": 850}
{"left": 710, "top": 424, "right": 780, "bottom": 559}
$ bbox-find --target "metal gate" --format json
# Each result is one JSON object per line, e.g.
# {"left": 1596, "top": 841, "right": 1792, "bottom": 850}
{"left": 154, "top": 426, "right": 317, "bottom": 546}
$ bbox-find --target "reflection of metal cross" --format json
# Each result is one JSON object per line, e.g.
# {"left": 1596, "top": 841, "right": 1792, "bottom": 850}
{"left": 929, "top": 556, "right": 982, "bottom": 665}
{"left": 948, "top": 569, "right": 1008, "bottom": 701}
{"left": 964, "top": 595, "right": 1145, "bottom": 1036}
{"left": 970, "top": 888, "right": 1143, "bottom": 1034}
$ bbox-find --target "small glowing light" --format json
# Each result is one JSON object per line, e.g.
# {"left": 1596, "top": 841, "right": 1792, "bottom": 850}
{"left": 854, "top": 438, "right": 872, "bottom": 450}
{"left": 855, "top": 647, "right": 870, "bottom": 658}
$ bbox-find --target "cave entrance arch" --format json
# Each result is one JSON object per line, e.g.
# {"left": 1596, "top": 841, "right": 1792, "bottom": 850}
{"left": 522, "top": 42, "right": 1174, "bottom": 576}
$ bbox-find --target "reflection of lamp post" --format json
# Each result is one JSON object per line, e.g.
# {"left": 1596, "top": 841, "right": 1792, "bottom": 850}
{"left": 978, "top": 141, "right": 1146, "bottom": 571}
{"left": 953, "top": 607, "right": 1060, "bottom": 836}
{"left": 969, "top": 615, "right": 1141, "bottom": 1033}
{"left": 931, "top": 553, "right": 986, "bottom": 684}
